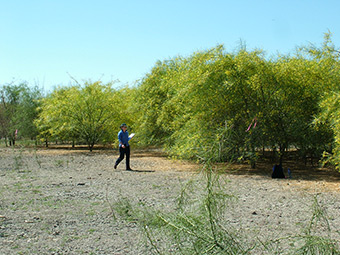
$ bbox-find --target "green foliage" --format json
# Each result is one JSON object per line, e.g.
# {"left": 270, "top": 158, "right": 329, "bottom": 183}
{"left": 0, "top": 83, "right": 42, "bottom": 146}
{"left": 34, "top": 86, "right": 75, "bottom": 146}
{"left": 310, "top": 32, "right": 340, "bottom": 170}
{"left": 135, "top": 35, "right": 339, "bottom": 166}
{"left": 315, "top": 92, "right": 340, "bottom": 170}
{"left": 68, "top": 81, "right": 117, "bottom": 149}
{"left": 133, "top": 58, "right": 185, "bottom": 146}
{"left": 3, "top": 32, "right": 340, "bottom": 168}
{"left": 35, "top": 81, "right": 135, "bottom": 151}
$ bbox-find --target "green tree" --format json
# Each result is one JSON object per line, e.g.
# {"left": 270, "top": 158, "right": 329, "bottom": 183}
{"left": 36, "top": 81, "right": 128, "bottom": 151}
{"left": 134, "top": 38, "right": 337, "bottom": 168}
{"left": 0, "top": 83, "right": 42, "bottom": 146}
{"left": 311, "top": 32, "right": 340, "bottom": 170}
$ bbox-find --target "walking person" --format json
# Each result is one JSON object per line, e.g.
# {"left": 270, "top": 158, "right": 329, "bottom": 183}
{"left": 114, "top": 123, "right": 133, "bottom": 170}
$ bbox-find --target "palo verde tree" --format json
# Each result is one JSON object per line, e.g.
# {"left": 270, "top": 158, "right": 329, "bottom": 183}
{"left": 135, "top": 45, "right": 265, "bottom": 161}
{"left": 35, "top": 80, "right": 127, "bottom": 151}
{"left": 161, "top": 46, "right": 237, "bottom": 161}
{"left": 135, "top": 35, "right": 339, "bottom": 167}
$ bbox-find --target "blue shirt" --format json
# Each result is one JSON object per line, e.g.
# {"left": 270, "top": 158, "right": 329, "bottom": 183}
{"left": 118, "top": 129, "right": 130, "bottom": 147}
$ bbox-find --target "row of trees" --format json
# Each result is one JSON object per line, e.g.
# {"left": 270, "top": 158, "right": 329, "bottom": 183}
{"left": 135, "top": 33, "right": 340, "bottom": 168}
{"left": 1, "top": 33, "right": 340, "bottom": 169}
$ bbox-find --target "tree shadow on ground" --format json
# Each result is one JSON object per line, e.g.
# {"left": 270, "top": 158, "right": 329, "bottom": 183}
{"left": 219, "top": 159, "right": 340, "bottom": 183}
{"left": 35, "top": 145, "right": 340, "bottom": 184}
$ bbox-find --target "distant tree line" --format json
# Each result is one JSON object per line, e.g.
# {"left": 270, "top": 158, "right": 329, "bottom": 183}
{"left": 1, "top": 33, "right": 340, "bottom": 170}
{"left": 0, "top": 82, "right": 42, "bottom": 146}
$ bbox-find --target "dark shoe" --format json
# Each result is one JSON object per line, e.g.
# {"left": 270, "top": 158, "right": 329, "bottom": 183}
{"left": 114, "top": 164, "right": 117, "bottom": 169}
{"left": 126, "top": 168, "right": 133, "bottom": 171}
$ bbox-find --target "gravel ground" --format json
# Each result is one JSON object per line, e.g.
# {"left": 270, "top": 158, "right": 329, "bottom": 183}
{"left": 1, "top": 146, "right": 340, "bottom": 254}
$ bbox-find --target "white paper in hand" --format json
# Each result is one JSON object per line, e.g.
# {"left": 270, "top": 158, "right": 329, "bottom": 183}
{"left": 129, "top": 133, "right": 135, "bottom": 138}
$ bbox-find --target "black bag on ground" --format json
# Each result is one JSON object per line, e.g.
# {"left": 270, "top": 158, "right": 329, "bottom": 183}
{"left": 272, "top": 164, "right": 285, "bottom": 178}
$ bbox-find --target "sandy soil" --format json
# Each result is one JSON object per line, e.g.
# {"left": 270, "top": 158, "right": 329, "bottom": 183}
{"left": 1, "top": 146, "right": 340, "bottom": 254}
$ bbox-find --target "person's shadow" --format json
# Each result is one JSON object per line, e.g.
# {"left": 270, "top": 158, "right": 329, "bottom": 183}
{"left": 125, "top": 169, "right": 155, "bottom": 173}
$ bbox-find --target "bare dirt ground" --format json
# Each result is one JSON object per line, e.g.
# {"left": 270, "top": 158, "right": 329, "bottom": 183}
{"left": 1, "top": 146, "right": 340, "bottom": 254}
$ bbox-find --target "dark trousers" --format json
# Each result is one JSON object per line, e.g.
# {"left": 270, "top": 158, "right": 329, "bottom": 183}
{"left": 115, "top": 146, "right": 130, "bottom": 169}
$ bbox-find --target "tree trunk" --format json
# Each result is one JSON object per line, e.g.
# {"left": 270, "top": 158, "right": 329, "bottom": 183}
{"left": 279, "top": 144, "right": 286, "bottom": 166}
{"left": 89, "top": 142, "right": 94, "bottom": 152}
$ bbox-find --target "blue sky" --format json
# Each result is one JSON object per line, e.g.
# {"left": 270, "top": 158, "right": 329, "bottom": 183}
{"left": 1, "top": 0, "right": 339, "bottom": 92}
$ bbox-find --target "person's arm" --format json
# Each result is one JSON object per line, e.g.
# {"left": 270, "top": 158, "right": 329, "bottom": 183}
{"left": 118, "top": 131, "right": 124, "bottom": 147}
